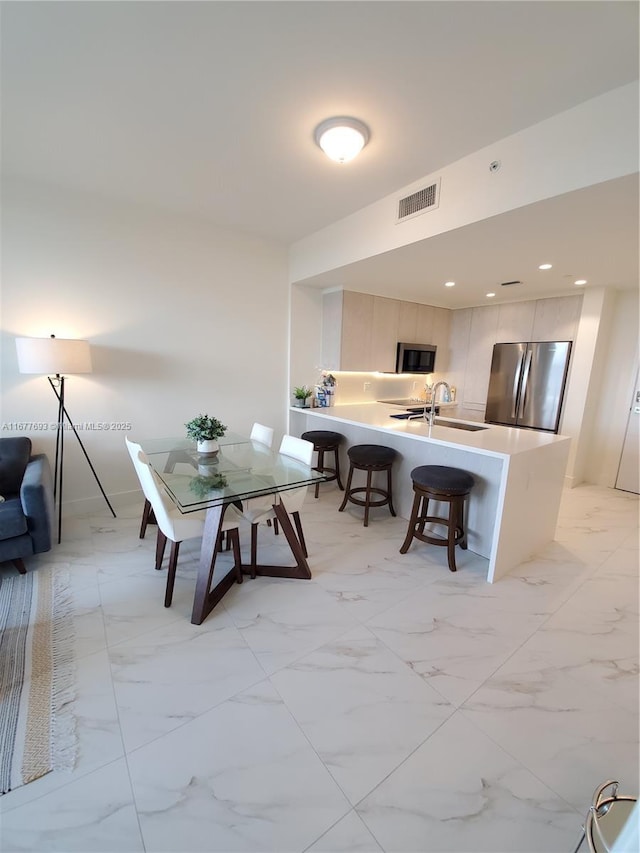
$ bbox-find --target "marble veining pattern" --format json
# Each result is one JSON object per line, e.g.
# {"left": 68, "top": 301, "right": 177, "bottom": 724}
{"left": 0, "top": 483, "right": 637, "bottom": 853}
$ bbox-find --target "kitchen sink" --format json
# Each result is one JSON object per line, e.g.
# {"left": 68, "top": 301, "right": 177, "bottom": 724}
{"left": 390, "top": 413, "right": 487, "bottom": 431}
{"left": 434, "top": 418, "right": 487, "bottom": 431}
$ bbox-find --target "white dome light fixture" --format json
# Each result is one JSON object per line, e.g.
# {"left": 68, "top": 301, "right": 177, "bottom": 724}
{"left": 314, "top": 117, "right": 370, "bottom": 163}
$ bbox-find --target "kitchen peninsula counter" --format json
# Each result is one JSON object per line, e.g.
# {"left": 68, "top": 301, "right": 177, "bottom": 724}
{"left": 289, "top": 403, "right": 571, "bottom": 582}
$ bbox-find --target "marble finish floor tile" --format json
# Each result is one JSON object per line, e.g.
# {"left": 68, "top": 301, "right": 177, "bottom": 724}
{"left": 0, "top": 484, "right": 636, "bottom": 853}
{"left": 128, "top": 681, "right": 350, "bottom": 852}
{"left": 222, "top": 574, "right": 359, "bottom": 675}
{"left": 462, "top": 659, "right": 639, "bottom": 811}
{"left": 110, "top": 608, "right": 267, "bottom": 751}
{"left": 0, "top": 759, "right": 143, "bottom": 852}
{"left": 307, "top": 810, "right": 383, "bottom": 852}
{"left": 271, "top": 626, "right": 452, "bottom": 803}
{"left": 366, "top": 577, "right": 549, "bottom": 706}
{"left": 357, "top": 711, "right": 582, "bottom": 853}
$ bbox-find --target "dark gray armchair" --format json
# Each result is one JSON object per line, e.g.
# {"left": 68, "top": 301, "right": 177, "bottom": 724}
{"left": 0, "top": 437, "right": 55, "bottom": 573}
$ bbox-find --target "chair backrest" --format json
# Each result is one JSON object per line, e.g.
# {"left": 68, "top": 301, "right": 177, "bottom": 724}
{"left": 125, "top": 437, "right": 179, "bottom": 539}
{"left": 250, "top": 422, "right": 274, "bottom": 448}
{"left": 125, "top": 437, "right": 156, "bottom": 502}
{"left": 276, "top": 435, "right": 314, "bottom": 512}
{"left": 279, "top": 435, "right": 314, "bottom": 466}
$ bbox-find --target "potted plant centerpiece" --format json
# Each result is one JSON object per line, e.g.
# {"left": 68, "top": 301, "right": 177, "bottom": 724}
{"left": 185, "top": 413, "right": 227, "bottom": 455}
{"left": 293, "top": 385, "right": 313, "bottom": 408}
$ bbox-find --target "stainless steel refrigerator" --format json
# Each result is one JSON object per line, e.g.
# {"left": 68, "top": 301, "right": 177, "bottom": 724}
{"left": 485, "top": 341, "right": 572, "bottom": 433}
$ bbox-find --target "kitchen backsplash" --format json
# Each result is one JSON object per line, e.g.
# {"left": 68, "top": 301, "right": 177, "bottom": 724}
{"left": 321, "top": 372, "right": 451, "bottom": 406}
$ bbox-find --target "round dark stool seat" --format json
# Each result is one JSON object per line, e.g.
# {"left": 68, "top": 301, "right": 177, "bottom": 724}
{"left": 338, "top": 444, "right": 398, "bottom": 527}
{"left": 301, "top": 430, "right": 344, "bottom": 498}
{"left": 400, "top": 465, "right": 475, "bottom": 572}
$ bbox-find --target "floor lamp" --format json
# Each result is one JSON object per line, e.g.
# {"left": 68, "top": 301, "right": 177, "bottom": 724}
{"left": 15, "top": 334, "right": 117, "bottom": 543}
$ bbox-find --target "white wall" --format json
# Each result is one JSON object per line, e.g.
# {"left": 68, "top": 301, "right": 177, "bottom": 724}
{"left": 1, "top": 178, "right": 289, "bottom": 513}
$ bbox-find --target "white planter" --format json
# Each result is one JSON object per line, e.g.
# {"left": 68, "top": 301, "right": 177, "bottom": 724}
{"left": 198, "top": 462, "right": 217, "bottom": 475}
{"left": 197, "top": 439, "right": 219, "bottom": 455}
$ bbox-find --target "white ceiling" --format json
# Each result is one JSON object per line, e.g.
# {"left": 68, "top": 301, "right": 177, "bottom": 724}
{"left": 2, "top": 1, "right": 638, "bottom": 308}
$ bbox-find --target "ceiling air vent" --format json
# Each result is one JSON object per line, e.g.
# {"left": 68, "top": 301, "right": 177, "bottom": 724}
{"left": 500, "top": 280, "right": 522, "bottom": 287}
{"left": 397, "top": 178, "right": 441, "bottom": 222}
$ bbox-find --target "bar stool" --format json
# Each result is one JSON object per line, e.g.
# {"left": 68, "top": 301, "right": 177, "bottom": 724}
{"left": 400, "top": 465, "right": 475, "bottom": 572}
{"left": 338, "top": 444, "right": 397, "bottom": 527}
{"left": 301, "top": 430, "right": 345, "bottom": 498}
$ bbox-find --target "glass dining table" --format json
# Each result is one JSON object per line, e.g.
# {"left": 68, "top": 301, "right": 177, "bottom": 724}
{"left": 141, "top": 433, "right": 326, "bottom": 624}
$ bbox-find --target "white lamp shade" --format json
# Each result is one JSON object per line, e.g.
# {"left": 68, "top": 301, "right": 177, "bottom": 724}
{"left": 314, "top": 117, "right": 370, "bottom": 163}
{"left": 16, "top": 336, "right": 93, "bottom": 375}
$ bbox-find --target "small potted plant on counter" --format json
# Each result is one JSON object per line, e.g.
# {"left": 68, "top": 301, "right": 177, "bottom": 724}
{"left": 293, "top": 385, "right": 313, "bottom": 408}
{"left": 185, "top": 414, "right": 227, "bottom": 454}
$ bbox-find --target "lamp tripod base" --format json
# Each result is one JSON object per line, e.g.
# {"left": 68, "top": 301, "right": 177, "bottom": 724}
{"left": 49, "top": 375, "right": 116, "bottom": 543}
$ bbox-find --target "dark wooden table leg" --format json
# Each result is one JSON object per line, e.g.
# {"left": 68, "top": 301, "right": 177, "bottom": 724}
{"left": 191, "top": 505, "right": 239, "bottom": 625}
{"left": 242, "top": 501, "right": 312, "bottom": 580}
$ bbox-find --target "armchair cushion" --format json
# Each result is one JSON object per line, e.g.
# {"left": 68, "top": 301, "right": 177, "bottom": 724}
{"left": 0, "top": 498, "right": 28, "bottom": 540}
{"left": 0, "top": 438, "right": 55, "bottom": 570}
{"left": 0, "top": 437, "right": 31, "bottom": 497}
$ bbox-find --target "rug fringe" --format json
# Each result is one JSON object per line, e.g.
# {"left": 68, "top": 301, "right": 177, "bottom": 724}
{"left": 50, "top": 569, "right": 77, "bottom": 772}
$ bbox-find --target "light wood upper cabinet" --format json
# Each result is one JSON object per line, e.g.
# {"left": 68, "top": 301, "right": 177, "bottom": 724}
{"left": 340, "top": 291, "right": 374, "bottom": 371}
{"left": 321, "top": 290, "right": 452, "bottom": 373}
{"left": 430, "top": 306, "right": 451, "bottom": 373}
{"left": 398, "top": 300, "right": 418, "bottom": 343}
{"left": 371, "top": 297, "right": 400, "bottom": 372}
{"left": 416, "top": 304, "right": 435, "bottom": 344}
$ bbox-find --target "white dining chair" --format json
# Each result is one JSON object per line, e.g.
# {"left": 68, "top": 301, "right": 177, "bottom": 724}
{"left": 240, "top": 434, "right": 314, "bottom": 578}
{"left": 250, "top": 422, "right": 274, "bottom": 447}
{"left": 125, "top": 437, "right": 244, "bottom": 606}
{"left": 125, "top": 437, "right": 157, "bottom": 540}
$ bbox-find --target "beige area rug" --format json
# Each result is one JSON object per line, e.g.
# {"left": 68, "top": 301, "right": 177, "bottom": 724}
{"left": 0, "top": 568, "right": 76, "bottom": 795}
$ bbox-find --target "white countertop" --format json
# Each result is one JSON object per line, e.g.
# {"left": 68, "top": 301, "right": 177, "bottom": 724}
{"left": 291, "top": 402, "right": 571, "bottom": 459}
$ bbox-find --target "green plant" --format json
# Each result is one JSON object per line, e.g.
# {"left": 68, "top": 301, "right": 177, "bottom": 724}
{"left": 189, "top": 473, "right": 228, "bottom": 499}
{"left": 185, "top": 414, "right": 227, "bottom": 442}
{"left": 293, "top": 385, "right": 313, "bottom": 401}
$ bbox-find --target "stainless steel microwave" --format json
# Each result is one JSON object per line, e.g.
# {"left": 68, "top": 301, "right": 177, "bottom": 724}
{"left": 395, "top": 342, "right": 437, "bottom": 374}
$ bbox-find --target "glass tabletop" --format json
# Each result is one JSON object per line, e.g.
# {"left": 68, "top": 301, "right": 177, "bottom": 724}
{"left": 140, "top": 435, "right": 325, "bottom": 512}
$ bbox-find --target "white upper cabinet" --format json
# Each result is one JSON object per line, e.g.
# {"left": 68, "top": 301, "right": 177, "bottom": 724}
{"left": 496, "top": 301, "right": 535, "bottom": 343}
{"left": 532, "top": 295, "right": 583, "bottom": 341}
{"left": 465, "top": 305, "right": 500, "bottom": 404}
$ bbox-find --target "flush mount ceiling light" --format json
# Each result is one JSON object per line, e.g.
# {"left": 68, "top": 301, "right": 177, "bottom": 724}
{"left": 574, "top": 279, "right": 587, "bottom": 285}
{"left": 486, "top": 292, "right": 496, "bottom": 298}
{"left": 538, "top": 263, "right": 553, "bottom": 270}
{"left": 314, "top": 117, "right": 370, "bottom": 163}
{"left": 444, "top": 281, "right": 456, "bottom": 287}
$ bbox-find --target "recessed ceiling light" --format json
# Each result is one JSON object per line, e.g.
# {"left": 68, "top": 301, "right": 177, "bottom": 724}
{"left": 444, "top": 281, "right": 455, "bottom": 287}
{"left": 574, "top": 279, "right": 587, "bottom": 285}
{"left": 314, "top": 117, "right": 370, "bottom": 163}
{"left": 486, "top": 292, "right": 496, "bottom": 298}
{"left": 538, "top": 263, "right": 552, "bottom": 270}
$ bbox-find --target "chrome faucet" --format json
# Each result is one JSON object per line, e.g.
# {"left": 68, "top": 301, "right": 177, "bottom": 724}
{"left": 424, "top": 381, "right": 451, "bottom": 434}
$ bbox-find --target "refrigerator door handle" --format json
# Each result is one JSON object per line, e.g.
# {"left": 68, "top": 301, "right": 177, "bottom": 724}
{"left": 511, "top": 353, "right": 525, "bottom": 419}
{"left": 518, "top": 349, "right": 533, "bottom": 420}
